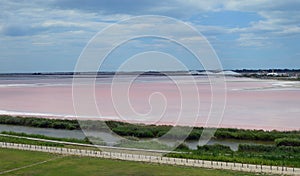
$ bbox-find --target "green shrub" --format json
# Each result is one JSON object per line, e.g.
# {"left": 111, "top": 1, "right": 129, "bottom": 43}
{"left": 275, "top": 138, "right": 300, "bottom": 147}
{"left": 176, "top": 143, "right": 190, "bottom": 151}
{"left": 197, "top": 144, "right": 232, "bottom": 153}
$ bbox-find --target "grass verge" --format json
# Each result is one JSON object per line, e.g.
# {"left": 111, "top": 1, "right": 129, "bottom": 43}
{"left": 0, "top": 148, "right": 272, "bottom": 176}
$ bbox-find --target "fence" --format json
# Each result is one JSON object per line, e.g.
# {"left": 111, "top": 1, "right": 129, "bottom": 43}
{"left": 0, "top": 142, "right": 299, "bottom": 175}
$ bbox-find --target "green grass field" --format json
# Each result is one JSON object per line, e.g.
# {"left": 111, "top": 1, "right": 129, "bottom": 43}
{"left": 0, "top": 148, "right": 272, "bottom": 176}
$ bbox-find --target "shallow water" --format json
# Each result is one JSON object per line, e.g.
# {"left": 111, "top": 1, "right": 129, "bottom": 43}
{"left": 0, "top": 124, "right": 272, "bottom": 151}
{"left": 0, "top": 124, "right": 86, "bottom": 139}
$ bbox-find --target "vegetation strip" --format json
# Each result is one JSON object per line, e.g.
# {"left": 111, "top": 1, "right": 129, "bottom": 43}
{"left": 1, "top": 115, "right": 299, "bottom": 141}
{"left": 170, "top": 144, "right": 300, "bottom": 168}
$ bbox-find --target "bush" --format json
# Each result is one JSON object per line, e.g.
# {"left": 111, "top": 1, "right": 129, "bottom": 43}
{"left": 176, "top": 143, "right": 190, "bottom": 151}
{"left": 238, "top": 144, "right": 275, "bottom": 152}
{"left": 197, "top": 144, "right": 232, "bottom": 153}
{"left": 275, "top": 138, "right": 300, "bottom": 147}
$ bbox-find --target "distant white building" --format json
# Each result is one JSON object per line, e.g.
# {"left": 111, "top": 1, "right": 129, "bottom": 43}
{"left": 216, "top": 71, "right": 241, "bottom": 76}
{"left": 189, "top": 70, "right": 201, "bottom": 75}
{"left": 267, "top": 72, "right": 279, "bottom": 76}
{"left": 198, "top": 71, "right": 216, "bottom": 76}
{"left": 189, "top": 70, "right": 216, "bottom": 76}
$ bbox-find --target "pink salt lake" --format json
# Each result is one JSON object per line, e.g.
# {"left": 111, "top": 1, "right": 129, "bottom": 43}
{"left": 0, "top": 75, "right": 299, "bottom": 131}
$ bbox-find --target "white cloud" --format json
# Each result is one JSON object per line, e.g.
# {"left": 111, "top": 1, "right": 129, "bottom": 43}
{"left": 1, "top": 0, "right": 299, "bottom": 40}
{"left": 182, "top": 0, "right": 300, "bottom": 47}
{"left": 237, "top": 33, "right": 272, "bottom": 47}
{"left": 223, "top": 0, "right": 300, "bottom": 12}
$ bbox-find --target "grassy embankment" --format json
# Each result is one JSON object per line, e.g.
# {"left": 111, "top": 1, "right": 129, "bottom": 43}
{"left": 0, "top": 148, "right": 273, "bottom": 176}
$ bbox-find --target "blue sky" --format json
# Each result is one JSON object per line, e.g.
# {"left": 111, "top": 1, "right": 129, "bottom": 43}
{"left": 0, "top": 0, "right": 299, "bottom": 72}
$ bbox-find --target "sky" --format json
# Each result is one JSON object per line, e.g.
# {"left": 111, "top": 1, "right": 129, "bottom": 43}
{"left": 0, "top": 0, "right": 300, "bottom": 73}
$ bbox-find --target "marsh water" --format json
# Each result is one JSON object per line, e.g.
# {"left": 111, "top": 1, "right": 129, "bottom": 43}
{"left": 0, "top": 124, "right": 273, "bottom": 151}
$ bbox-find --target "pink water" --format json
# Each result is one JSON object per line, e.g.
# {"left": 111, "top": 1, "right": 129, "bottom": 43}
{"left": 0, "top": 75, "right": 299, "bottom": 131}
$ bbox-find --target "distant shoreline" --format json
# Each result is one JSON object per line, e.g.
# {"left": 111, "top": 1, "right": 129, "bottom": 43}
{"left": 0, "top": 69, "right": 299, "bottom": 81}
{"left": 0, "top": 68, "right": 299, "bottom": 75}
